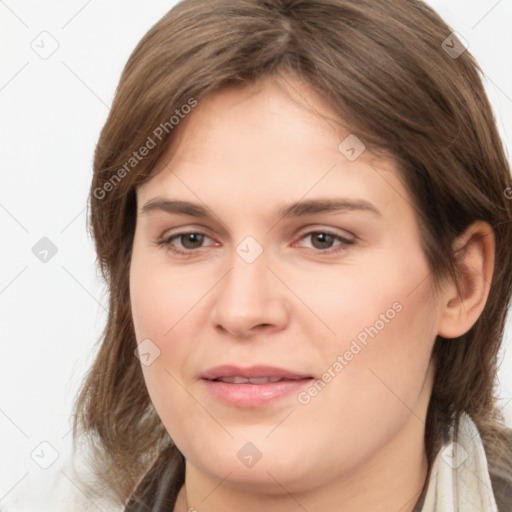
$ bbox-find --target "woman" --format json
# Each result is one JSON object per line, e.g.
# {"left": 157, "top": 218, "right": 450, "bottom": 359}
{"left": 73, "top": 0, "right": 512, "bottom": 510}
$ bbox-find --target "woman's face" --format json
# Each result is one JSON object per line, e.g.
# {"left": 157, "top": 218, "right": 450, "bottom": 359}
{"left": 130, "top": 75, "right": 443, "bottom": 496}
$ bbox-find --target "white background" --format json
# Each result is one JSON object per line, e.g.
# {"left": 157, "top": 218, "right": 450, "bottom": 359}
{"left": 1, "top": 1, "right": 511, "bottom": 510}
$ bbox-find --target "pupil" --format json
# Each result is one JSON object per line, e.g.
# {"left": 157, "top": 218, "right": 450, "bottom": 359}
{"left": 182, "top": 233, "right": 204, "bottom": 249}
{"left": 312, "top": 233, "right": 333, "bottom": 249}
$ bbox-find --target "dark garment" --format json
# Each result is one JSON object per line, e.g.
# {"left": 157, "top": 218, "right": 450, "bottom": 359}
{"left": 124, "top": 446, "right": 184, "bottom": 512}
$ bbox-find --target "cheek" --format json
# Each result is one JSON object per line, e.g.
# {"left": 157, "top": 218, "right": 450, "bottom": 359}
{"left": 129, "top": 248, "right": 215, "bottom": 443}
{"left": 129, "top": 249, "right": 211, "bottom": 341}
{"left": 263, "top": 259, "right": 439, "bottom": 479}
{"left": 285, "top": 239, "right": 438, "bottom": 406}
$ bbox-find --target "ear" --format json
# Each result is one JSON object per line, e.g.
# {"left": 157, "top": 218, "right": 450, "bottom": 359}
{"left": 437, "top": 221, "right": 495, "bottom": 338}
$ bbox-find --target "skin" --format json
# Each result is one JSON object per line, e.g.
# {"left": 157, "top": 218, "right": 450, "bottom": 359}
{"left": 129, "top": 73, "right": 494, "bottom": 512}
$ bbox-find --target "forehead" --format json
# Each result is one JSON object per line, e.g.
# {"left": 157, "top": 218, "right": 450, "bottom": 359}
{"left": 136, "top": 75, "right": 408, "bottom": 223}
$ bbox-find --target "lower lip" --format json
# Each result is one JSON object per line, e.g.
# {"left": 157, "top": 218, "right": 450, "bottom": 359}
{"left": 201, "top": 378, "right": 313, "bottom": 408}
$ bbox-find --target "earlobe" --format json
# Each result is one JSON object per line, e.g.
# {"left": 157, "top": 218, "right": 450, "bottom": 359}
{"left": 437, "top": 221, "right": 495, "bottom": 339}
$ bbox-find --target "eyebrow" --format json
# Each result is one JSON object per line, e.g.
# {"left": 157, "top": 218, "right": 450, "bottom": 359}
{"left": 140, "top": 197, "right": 381, "bottom": 220}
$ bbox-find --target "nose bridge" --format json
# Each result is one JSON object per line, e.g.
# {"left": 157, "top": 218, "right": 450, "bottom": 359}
{"left": 212, "top": 244, "right": 288, "bottom": 336}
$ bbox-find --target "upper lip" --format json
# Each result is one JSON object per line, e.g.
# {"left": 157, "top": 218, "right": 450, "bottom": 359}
{"left": 200, "top": 364, "right": 313, "bottom": 381}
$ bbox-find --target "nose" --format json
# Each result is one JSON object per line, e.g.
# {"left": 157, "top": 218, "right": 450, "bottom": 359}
{"left": 210, "top": 249, "right": 291, "bottom": 339}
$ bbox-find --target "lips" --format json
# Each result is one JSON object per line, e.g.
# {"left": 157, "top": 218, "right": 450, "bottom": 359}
{"left": 200, "top": 364, "right": 314, "bottom": 407}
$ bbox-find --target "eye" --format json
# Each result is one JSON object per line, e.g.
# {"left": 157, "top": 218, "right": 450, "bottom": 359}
{"left": 294, "top": 230, "right": 355, "bottom": 253}
{"left": 157, "top": 231, "right": 216, "bottom": 255}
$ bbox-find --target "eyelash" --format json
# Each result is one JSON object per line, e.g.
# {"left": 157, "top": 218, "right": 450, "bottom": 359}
{"left": 157, "top": 230, "right": 356, "bottom": 257}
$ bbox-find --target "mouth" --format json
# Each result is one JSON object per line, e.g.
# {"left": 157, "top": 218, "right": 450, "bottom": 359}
{"left": 200, "top": 365, "right": 314, "bottom": 408}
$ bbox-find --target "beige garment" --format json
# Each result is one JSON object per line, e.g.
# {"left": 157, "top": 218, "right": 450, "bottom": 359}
{"left": 420, "top": 412, "right": 498, "bottom": 511}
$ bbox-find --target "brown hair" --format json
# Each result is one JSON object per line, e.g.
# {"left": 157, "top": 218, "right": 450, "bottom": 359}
{"left": 72, "top": 0, "right": 512, "bottom": 508}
